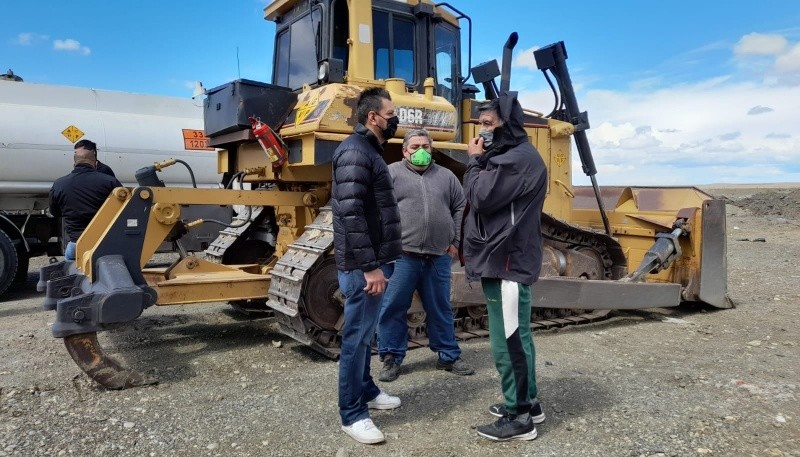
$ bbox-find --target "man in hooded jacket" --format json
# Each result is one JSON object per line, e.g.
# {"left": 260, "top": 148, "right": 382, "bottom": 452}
{"left": 461, "top": 92, "right": 548, "bottom": 441}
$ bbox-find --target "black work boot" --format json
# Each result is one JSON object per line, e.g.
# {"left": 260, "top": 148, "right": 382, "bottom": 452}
{"left": 435, "top": 357, "right": 475, "bottom": 376}
{"left": 379, "top": 355, "right": 401, "bottom": 382}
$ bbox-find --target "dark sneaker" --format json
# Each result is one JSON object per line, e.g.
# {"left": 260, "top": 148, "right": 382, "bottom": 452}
{"left": 488, "top": 399, "right": 545, "bottom": 423}
{"left": 435, "top": 357, "right": 475, "bottom": 376}
{"left": 379, "top": 356, "right": 401, "bottom": 382}
{"left": 476, "top": 415, "right": 537, "bottom": 441}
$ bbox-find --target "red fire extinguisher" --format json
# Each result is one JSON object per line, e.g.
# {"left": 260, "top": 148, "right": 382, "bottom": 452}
{"left": 249, "top": 116, "right": 287, "bottom": 168}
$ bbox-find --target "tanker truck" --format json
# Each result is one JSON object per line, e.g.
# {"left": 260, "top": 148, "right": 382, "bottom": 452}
{"left": 0, "top": 72, "right": 227, "bottom": 296}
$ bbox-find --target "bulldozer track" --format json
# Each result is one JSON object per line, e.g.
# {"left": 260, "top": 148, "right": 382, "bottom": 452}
{"left": 263, "top": 206, "right": 621, "bottom": 359}
{"left": 204, "top": 206, "right": 265, "bottom": 263}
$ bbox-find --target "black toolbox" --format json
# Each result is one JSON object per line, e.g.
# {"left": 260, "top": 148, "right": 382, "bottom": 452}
{"left": 203, "top": 79, "right": 297, "bottom": 138}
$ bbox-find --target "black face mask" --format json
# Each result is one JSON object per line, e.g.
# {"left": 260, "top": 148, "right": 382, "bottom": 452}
{"left": 379, "top": 115, "right": 400, "bottom": 139}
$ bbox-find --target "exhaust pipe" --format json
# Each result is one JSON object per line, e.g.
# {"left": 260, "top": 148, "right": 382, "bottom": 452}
{"left": 500, "top": 32, "right": 518, "bottom": 92}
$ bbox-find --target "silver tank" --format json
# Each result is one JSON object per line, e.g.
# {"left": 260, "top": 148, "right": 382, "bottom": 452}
{"left": 0, "top": 79, "right": 220, "bottom": 210}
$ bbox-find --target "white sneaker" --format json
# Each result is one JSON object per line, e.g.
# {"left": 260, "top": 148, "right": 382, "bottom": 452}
{"left": 342, "top": 418, "right": 385, "bottom": 444}
{"left": 367, "top": 390, "right": 401, "bottom": 410}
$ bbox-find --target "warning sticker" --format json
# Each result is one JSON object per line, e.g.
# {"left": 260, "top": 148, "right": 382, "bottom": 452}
{"left": 296, "top": 91, "right": 321, "bottom": 125}
{"left": 62, "top": 125, "right": 84, "bottom": 143}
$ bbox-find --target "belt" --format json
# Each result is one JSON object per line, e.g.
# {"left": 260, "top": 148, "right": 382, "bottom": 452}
{"left": 403, "top": 251, "right": 438, "bottom": 260}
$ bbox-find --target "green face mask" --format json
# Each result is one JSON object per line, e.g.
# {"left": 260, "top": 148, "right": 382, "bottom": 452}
{"left": 409, "top": 147, "right": 432, "bottom": 166}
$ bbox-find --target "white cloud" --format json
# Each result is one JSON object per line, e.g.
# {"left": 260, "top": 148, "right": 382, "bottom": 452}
{"left": 15, "top": 32, "right": 48, "bottom": 45}
{"left": 748, "top": 105, "right": 774, "bottom": 115}
{"left": 538, "top": 77, "right": 800, "bottom": 185}
{"left": 515, "top": 31, "right": 800, "bottom": 185}
{"left": 719, "top": 132, "right": 741, "bottom": 141}
{"left": 766, "top": 133, "right": 791, "bottom": 139}
{"left": 774, "top": 43, "right": 800, "bottom": 73}
{"left": 734, "top": 33, "right": 787, "bottom": 56}
{"left": 53, "top": 38, "right": 91, "bottom": 56}
{"left": 619, "top": 126, "right": 662, "bottom": 150}
{"left": 512, "top": 46, "right": 540, "bottom": 71}
{"left": 733, "top": 34, "right": 800, "bottom": 86}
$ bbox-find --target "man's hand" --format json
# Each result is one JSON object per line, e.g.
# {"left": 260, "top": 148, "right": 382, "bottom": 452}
{"left": 363, "top": 268, "right": 389, "bottom": 296}
{"left": 467, "top": 136, "right": 485, "bottom": 157}
{"left": 446, "top": 244, "right": 458, "bottom": 258}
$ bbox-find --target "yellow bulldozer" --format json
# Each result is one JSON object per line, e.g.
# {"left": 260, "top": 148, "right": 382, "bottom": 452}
{"left": 39, "top": 0, "right": 729, "bottom": 389}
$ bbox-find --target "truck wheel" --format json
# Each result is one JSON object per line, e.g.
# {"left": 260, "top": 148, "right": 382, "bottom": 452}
{"left": 0, "top": 230, "right": 19, "bottom": 296}
{"left": 13, "top": 250, "right": 30, "bottom": 286}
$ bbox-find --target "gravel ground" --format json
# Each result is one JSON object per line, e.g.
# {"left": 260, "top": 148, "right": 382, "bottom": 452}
{"left": 0, "top": 186, "right": 798, "bottom": 457}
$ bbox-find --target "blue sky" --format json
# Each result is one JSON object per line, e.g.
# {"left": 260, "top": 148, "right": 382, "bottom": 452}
{"left": 4, "top": 0, "right": 800, "bottom": 185}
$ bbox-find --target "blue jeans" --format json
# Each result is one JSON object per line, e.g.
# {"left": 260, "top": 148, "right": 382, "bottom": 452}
{"left": 377, "top": 253, "right": 461, "bottom": 365}
{"left": 64, "top": 241, "right": 76, "bottom": 261}
{"left": 337, "top": 264, "right": 392, "bottom": 426}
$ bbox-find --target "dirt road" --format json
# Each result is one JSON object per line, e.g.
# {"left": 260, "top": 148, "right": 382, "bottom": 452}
{"left": 0, "top": 187, "right": 798, "bottom": 456}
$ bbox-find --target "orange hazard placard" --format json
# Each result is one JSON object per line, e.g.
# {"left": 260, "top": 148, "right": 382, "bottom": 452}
{"left": 182, "top": 129, "right": 214, "bottom": 151}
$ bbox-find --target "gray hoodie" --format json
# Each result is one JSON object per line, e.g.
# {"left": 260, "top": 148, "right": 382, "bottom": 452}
{"left": 388, "top": 160, "right": 465, "bottom": 256}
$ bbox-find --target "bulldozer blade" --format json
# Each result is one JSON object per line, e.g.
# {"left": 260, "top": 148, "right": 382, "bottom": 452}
{"left": 64, "top": 333, "right": 157, "bottom": 390}
{"left": 532, "top": 277, "right": 681, "bottom": 309}
{"left": 452, "top": 273, "right": 681, "bottom": 310}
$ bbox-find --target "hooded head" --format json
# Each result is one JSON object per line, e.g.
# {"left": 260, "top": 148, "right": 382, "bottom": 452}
{"left": 477, "top": 91, "right": 528, "bottom": 153}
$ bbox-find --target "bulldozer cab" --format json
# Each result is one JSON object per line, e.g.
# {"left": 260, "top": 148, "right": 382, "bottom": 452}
{"left": 266, "top": 0, "right": 469, "bottom": 136}
{"left": 267, "top": 0, "right": 464, "bottom": 99}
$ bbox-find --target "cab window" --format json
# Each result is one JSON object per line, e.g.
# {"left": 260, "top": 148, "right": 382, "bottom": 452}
{"left": 274, "top": 7, "right": 323, "bottom": 89}
{"left": 373, "top": 10, "right": 415, "bottom": 82}
{"left": 331, "top": 0, "right": 349, "bottom": 70}
{"left": 434, "top": 23, "right": 459, "bottom": 104}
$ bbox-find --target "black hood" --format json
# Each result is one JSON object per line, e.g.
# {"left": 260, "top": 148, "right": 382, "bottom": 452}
{"left": 488, "top": 91, "right": 528, "bottom": 152}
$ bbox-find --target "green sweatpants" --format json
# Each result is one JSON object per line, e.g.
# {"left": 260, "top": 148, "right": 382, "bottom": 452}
{"left": 481, "top": 278, "right": 538, "bottom": 415}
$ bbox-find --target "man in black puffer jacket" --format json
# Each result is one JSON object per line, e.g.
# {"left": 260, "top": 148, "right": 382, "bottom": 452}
{"left": 332, "top": 87, "right": 403, "bottom": 445}
{"left": 461, "top": 92, "right": 548, "bottom": 442}
{"left": 50, "top": 144, "right": 123, "bottom": 261}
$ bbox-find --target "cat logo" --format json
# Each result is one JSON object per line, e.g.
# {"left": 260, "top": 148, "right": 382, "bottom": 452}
{"left": 296, "top": 91, "right": 320, "bottom": 124}
{"left": 554, "top": 152, "right": 567, "bottom": 167}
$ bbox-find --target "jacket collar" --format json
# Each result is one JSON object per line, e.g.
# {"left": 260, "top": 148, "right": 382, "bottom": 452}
{"left": 71, "top": 163, "right": 96, "bottom": 174}
{"left": 355, "top": 123, "right": 385, "bottom": 151}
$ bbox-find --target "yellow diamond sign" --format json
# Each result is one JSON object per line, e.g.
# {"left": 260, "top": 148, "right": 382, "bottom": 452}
{"left": 62, "top": 125, "right": 84, "bottom": 143}
{"left": 554, "top": 152, "right": 567, "bottom": 167}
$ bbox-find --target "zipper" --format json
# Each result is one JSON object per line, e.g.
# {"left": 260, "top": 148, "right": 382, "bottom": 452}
{"left": 423, "top": 171, "right": 430, "bottom": 247}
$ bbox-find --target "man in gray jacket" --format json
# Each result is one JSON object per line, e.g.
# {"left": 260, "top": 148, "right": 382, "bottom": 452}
{"left": 377, "top": 128, "right": 475, "bottom": 382}
{"left": 462, "top": 93, "right": 548, "bottom": 442}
